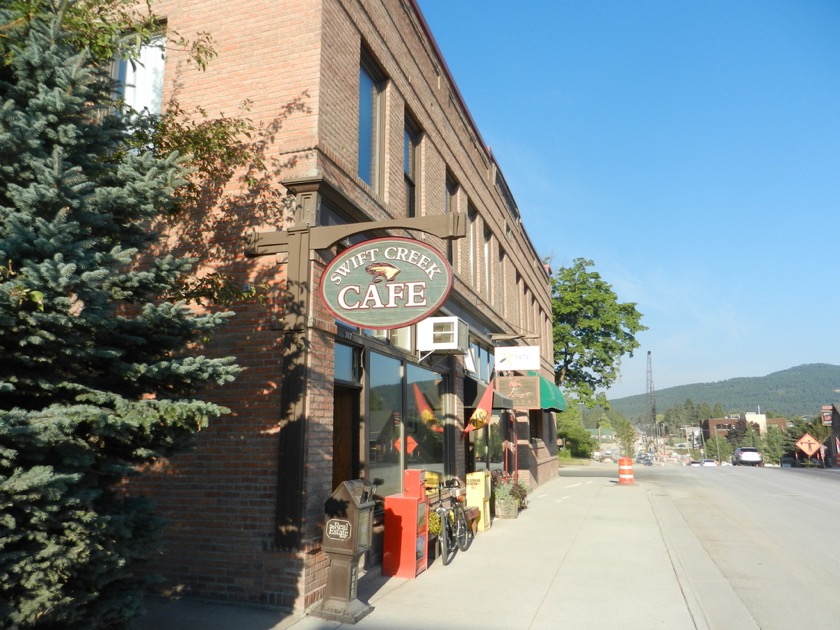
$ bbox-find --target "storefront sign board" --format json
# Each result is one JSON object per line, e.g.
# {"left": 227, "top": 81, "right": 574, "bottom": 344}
{"left": 320, "top": 237, "right": 453, "bottom": 329}
{"left": 495, "top": 346, "right": 540, "bottom": 371}
{"left": 496, "top": 376, "right": 540, "bottom": 409}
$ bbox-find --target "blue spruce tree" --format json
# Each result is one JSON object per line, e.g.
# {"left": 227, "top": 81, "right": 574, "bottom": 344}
{"left": 0, "top": 3, "right": 240, "bottom": 627}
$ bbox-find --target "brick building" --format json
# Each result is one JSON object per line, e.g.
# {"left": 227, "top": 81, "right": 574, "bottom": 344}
{"left": 129, "top": 0, "right": 563, "bottom": 613}
{"left": 704, "top": 415, "right": 787, "bottom": 439}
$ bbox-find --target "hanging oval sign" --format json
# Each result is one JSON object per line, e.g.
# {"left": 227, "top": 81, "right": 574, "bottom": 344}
{"left": 320, "top": 237, "right": 453, "bottom": 330}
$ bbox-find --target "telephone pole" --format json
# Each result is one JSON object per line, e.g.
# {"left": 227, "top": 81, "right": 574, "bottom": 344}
{"left": 646, "top": 351, "right": 658, "bottom": 451}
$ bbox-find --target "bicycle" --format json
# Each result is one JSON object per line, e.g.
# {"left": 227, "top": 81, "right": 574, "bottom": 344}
{"left": 430, "top": 478, "right": 474, "bottom": 566}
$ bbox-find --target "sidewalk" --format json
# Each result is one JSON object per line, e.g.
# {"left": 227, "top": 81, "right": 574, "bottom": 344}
{"left": 139, "top": 469, "right": 751, "bottom": 629}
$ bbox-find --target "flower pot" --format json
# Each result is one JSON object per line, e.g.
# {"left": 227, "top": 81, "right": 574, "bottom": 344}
{"left": 494, "top": 499, "right": 518, "bottom": 519}
{"left": 427, "top": 536, "right": 441, "bottom": 562}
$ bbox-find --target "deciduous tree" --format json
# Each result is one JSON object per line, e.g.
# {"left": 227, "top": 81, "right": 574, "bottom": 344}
{"left": 557, "top": 413, "right": 596, "bottom": 458}
{"left": 613, "top": 417, "right": 637, "bottom": 457}
{"left": 551, "top": 258, "right": 646, "bottom": 407}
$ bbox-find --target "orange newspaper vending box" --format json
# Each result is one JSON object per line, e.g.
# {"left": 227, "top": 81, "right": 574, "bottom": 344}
{"left": 383, "top": 469, "right": 429, "bottom": 578}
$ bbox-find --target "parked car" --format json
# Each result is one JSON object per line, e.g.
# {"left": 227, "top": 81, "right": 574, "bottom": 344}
{"left": 700, "top": 459, "right": 718, "bottom": 467}
{"left": 732, "top": 447, "right": 763, "bottom": 466}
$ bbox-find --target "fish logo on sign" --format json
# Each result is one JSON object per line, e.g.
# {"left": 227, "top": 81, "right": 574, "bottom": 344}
{"left": 365, "top": 262, "right": 400, "bottom": 283}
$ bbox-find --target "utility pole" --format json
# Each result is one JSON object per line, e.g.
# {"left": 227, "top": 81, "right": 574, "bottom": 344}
{"left": 646, "top": 351, "right": 657, "bottom": 452}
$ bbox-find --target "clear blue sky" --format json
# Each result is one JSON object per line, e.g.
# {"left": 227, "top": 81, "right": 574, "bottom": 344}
{"left": 417, "top": 0, "right": 840, "bottom": 400}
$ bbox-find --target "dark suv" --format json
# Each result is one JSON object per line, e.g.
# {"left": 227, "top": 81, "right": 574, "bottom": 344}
{"left": 732, "top": 447, "right": 763, "bottom": 466}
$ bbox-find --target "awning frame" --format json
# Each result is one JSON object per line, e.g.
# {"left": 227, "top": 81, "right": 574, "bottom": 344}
{"left": 528, "top": 371, "right": 567, "bottom": 412}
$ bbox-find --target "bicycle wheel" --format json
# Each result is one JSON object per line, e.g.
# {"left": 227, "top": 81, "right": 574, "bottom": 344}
{"left": 440, "top": 510, "right": 455, "bottom": 566}
{"left": 455, "top": 504, "right": 473, "bottom": 551}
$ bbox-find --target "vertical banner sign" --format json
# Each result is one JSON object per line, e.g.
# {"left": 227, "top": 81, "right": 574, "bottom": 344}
{"left": 320, "top": 237, "right": 453, "bottom": 330}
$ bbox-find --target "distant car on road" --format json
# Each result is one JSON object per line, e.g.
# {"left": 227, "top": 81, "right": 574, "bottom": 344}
{"left": 732, "top": 447, "right": 763, "bottom": 466}
{"left": 700, "top": 459, "right": 718, "bottom": 467}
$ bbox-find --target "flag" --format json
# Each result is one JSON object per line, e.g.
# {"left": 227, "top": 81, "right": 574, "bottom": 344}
{"left": 465, "top": 380, "right": 494, "bottom": 433}
{"left": 413, "top": 383, "right": 442, "bottom": 432}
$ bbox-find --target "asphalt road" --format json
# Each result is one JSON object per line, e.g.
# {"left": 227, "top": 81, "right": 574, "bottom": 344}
{"left": 635, "top": 464, "right": 840, "bottom": 630}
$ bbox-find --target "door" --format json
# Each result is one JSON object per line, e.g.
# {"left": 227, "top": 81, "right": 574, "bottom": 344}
{"left": 333, "top": 385, "right": 361, "bottom": 490}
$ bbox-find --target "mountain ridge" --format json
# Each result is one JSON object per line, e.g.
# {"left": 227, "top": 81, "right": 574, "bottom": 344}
{"left": 608, "top": 363, "right": 840, "bottom": 420}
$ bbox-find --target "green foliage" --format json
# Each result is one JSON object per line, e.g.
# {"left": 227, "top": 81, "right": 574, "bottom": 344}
{"left": 427, "top": 510, "right": 442, "bottom": 537}
{"left": 762, "top": 426, "right": 786, "bottom": 465}
{"left": 551, "top": 258, "right": 646, "bottom": 408}
{"left": 611, "top": 363, "right": 840, "bottom": 420}
{"left": 713, "top": 434, "right": 733, "bottom": 462}
{"left": 613, "top": 417, "right": 636, "bottom": 457}
{"left": 657, "top": 399, "right": 728, "bottom": 438}
{"left": 475, "top": 423, "right": 504, "bottom": 462}
{"left": 785, "top": 416, "right": 831, "bottom": 456}
{"left": 1, "top": 0, "right": 216, "bottom": 70}
{"left": 492, "top": 476, "right": 528, "bottom": 508}
{"left": 0, "top": 2, "right": 241, "bottom": 627}
{"left": 556, "top": 414, "right": 596, "bottom": 458}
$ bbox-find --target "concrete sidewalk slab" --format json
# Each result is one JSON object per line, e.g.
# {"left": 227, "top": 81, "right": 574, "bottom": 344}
{"left": 139, "top": 469, "right": 734, "bottom": 630}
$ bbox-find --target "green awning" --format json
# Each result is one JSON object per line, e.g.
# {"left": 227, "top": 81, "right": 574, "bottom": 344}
{"left": 528, "top": 371, "right": 566, "bottom": 412}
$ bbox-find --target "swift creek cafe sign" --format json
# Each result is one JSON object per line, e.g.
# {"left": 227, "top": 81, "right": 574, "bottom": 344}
{"left": 320, "top": 237, "right": 453, "bottom": 329}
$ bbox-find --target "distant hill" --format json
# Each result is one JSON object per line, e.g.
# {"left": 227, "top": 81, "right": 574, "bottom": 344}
{"left": 609, "top": 363, "right": 840, "bottom": 420}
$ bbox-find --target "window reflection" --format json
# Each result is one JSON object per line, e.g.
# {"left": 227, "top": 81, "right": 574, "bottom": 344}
{"left": 406, "top": 363, "right": 445, "bottom": 475}
{"left": 334, "top": 343, "right": 357, "bottom": 383}
{"left": 367, "top": 352, "right": 446, "bottom": 497}
{"left": 473, "top": 416, "right": 505, "bottom": 471}
{"left": 368, "top": 353, "right": 403, "bottom": 497}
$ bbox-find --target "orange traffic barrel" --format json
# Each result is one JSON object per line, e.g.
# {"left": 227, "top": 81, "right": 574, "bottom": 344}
{"left": 618, "top": 457, "right": 635, "bottom": 485}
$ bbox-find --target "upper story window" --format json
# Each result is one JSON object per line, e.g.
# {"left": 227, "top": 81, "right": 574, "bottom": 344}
{"left": 498, "top": 247, "right": 506, "bottom": 314}
{"left": 483, "top": 226, "right": 492, "bottom": 301}
{"left": 467, "top": 204, "right": 477, "bottom": 286}
{"left": 467, "top": 341, "right": 495, "bottom": 382}
{"left": 365, "top": 325, "right": 412, "bottom": 353}
{"left": 359, "top": 55, "right": 385, "bottom": 192}
{"left": 113, "top": 34, "right": 166, "bottom": 115}
{"left": 495, "top": 169, "right": 520, "bottom": 222}
{"left": 404, "top": 113, "right": 421, "bottom": 217}
{"left": 444, "top": 173, "right": 458, "bottom": 263}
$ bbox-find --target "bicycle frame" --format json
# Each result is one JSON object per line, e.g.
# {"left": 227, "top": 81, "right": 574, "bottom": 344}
{"left": 429, "top": 479, "right": 473, "bottom": 566}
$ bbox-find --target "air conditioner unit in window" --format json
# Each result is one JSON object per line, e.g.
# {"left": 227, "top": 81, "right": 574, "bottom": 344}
{"left": 416, "top": 317, "right": 469, "bottom": 355}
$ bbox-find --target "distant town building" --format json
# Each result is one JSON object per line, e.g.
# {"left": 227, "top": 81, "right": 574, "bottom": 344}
{"left": 744, "top": 412, "right": 767, "bottom": 434}
{"left": 703, "top": 413, "right": 786, "bottom": 439}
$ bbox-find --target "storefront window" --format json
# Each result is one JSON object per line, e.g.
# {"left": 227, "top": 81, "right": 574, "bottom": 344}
{"left": 473, "top": 416, "right": 504, "bottom": 471}
{"left": 406, "top": 363, "right": 445, "bottom": 475}
{"left": 334, "top": 343, "right": 358, "bottom": 383}
{"left": 368, "top": 353, "right": 403, "bottom": 497}
{"left": 367, "top": 352, "right": 448, "bottom": 496}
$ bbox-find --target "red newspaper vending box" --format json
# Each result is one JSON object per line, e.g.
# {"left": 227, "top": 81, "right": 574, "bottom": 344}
{"left": 383, "top": 469, "right": 429, "bottom": 578}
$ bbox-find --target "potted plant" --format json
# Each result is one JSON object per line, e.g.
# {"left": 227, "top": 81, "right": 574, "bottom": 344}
{"left": 492, "top": 477, "right": 528, "bottom": 518}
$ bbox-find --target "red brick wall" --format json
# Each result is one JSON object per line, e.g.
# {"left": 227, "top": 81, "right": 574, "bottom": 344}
{"left": 129, "top": 0, "right": 556, "bottom": 613}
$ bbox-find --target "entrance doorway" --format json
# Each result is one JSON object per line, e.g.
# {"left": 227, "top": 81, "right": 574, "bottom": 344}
{"left": 332, "top": 385, "right": 361, "bottom": 490}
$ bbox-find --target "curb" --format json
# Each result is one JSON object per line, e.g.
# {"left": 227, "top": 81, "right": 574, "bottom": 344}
{"left": 645, "top": 482, "right": 759, "bottom": 630}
